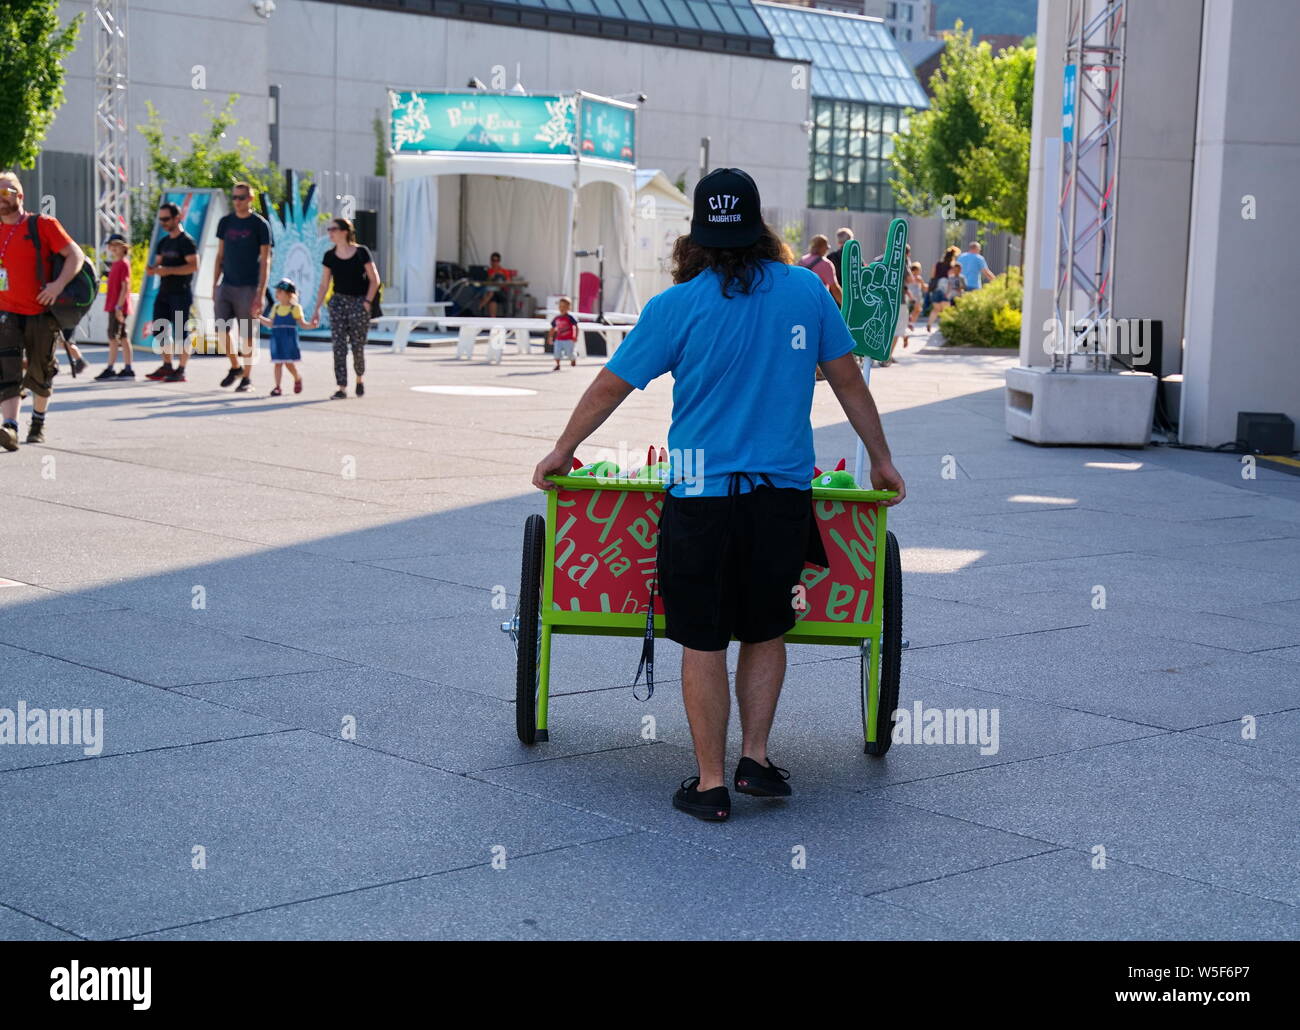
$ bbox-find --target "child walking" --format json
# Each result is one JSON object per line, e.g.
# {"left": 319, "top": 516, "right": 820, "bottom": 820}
{"left": 548, "top": 296, "right": 578, "bottom": 371}
{"left": 260, "top": 278, "right": 314, "bottom": 396}
{"left": 95, "top": 233, "right": 134, "bottom": 380}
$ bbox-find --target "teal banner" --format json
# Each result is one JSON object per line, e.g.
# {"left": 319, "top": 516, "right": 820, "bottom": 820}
{"left": 390, "top": 92, "right": 577, "bottom": 155}
{"left": 578, "top": 98, "right": 635, "bottom": 164}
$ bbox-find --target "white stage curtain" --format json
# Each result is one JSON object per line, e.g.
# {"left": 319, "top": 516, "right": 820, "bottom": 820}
{"left": 394, "top": 176, "right": 439, "bottom": 308}
{"left": 576, "top": 182, "right": 638, "bottom": 313}
{"left": 463, "top": 177, "right": 568, "bottom": 304}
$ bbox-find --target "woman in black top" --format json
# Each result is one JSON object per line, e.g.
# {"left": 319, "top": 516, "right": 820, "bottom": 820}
{"left": 311, "top": 217, "right": 380, "bottom": 399}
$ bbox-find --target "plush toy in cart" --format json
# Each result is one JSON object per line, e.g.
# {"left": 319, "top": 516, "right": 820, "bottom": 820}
{"left": 811, "top": 458, "right": 858, "bottom": 490}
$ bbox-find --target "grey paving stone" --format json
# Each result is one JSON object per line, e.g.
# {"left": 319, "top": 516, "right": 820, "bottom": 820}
{"left": 0, "top": 903, "right": 81, "bottom": 941}
{"left": 174, "top": 665, "right": 651, "bottom": 774}
{"left": 880, "top": 733, "right": 1300, "bottom": 906}
{"left": 902, "top": 551, "right": 1300, "bottom": 609}
{"left": 135, "top": 833, "right": 963, "bottom": 941}
{"left": 0, "top": 610, "right": 352, "bottom": 689}
{"left": 876, "top": 849, "right": 1300, "bottom": 941}
{"left": 540, "top": 663, "right": 1160, "bottom": 793}
{"left": 898, "top": 625, "right": 1299, "bottom": 730}
{"left": 994, "top": 589, "right": 1300, "bottom": 652}
{"left": 84, "top": 550, "right": 489, "bottom": 635}
{"left": 0, "top": 732, "right": 625, "bottom": 939}
{"left": 1206, "top": 598, "right": 1300, "bottom": 631}
{"left": 0, "top": 654, "right": 282, "bottom": 771}
{"left": 477, "top": 742, "right": 1054, "bottom": 896}
{"left": 1186, "top": 710, "right": 1300, "bottom": 757}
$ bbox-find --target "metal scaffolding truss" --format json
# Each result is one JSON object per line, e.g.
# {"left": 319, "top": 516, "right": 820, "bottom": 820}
{"left": 1052, "top": 0, "right": 1126, "bottom": 371}
{"left": 93, "top": 0, "right": 129, "bottom": 259}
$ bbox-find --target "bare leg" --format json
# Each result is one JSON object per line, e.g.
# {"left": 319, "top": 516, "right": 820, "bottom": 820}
{"left": 735, "top": 636, "right": 786, "bottom": 765}
{"left": 273, "top": 363, "right": 283, "bottom": 389}
{"left": 681, "top": 647, "right": 730, "bottom": 790}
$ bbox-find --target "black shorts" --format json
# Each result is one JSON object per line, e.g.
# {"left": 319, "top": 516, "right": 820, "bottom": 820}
{"left": 151, "top": 291, "right": 193, "bottom": 341}
{"left": 657, "top": 480, "right": 828, "bottom": 651}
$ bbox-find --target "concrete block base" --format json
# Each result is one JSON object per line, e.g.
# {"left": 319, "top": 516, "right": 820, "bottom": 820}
{"left": 1005, "top": 366, "right": 1158, "bottom": 446}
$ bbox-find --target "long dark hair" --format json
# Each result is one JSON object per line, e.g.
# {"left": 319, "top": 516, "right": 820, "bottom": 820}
{"left": 671, "top": 223, "right": 790, "bottom": 298}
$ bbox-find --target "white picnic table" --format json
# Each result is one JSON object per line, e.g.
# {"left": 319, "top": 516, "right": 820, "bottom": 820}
{"left": 438, "top": 317, "right": 635, "bottom": 364}
{"left": 370, "top": 302, "right": 452, "bottom": 353}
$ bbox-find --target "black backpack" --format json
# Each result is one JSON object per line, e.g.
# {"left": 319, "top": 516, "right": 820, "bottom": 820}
{"left": 27, "top": 214, "right": 98, "bottom": 330}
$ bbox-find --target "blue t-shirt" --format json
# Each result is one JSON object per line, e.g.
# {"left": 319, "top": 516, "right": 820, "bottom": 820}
{"left": 605, "top": 261, "right": 855, "bottom": 497}
{"left": 956, "top": 252, "right": 989, "bottom": 290}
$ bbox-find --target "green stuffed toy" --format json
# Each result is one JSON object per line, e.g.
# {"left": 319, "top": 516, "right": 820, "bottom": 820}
{"left": 631, "top": 446, "right": 671, "bottom": 482}
{"left": 570, "top": 458, "right": 622, "bottom": 479}
{"left": 811, "top": 458, "right": 858, "bottom": 490}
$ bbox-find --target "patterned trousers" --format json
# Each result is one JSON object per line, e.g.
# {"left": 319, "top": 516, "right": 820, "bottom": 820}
{"left": 328, "top": 294, "right": 368, "bottom": 386}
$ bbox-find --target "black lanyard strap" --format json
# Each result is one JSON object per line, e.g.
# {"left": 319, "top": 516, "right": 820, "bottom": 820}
{"left": 631, "top": 576, "right": 656, "bottom": 701}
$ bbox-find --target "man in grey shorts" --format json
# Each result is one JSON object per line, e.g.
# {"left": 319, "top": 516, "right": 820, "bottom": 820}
{"left": 212, "top": 182, "right": 272, "bottom": 393}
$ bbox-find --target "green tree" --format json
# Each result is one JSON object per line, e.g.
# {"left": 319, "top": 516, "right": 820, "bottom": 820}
{"left": 0, "top": 1, "right": 83, "bottom": 169}
{"left": 890, "top": 25, "right": 1035, "bottom": 236}
{"left": 134, "top": 94, "right": 307, "bottom": 240}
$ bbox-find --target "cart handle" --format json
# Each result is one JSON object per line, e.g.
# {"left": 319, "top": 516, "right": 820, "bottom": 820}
{"left": 543, "top": 474, "right": 898, "bottom": 502}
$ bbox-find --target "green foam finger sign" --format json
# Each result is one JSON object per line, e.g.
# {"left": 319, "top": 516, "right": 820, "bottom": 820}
{"left": 840, "top": 218, "right": 909, "bottom": 362}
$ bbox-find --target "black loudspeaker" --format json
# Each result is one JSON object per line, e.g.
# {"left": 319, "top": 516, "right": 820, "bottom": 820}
{"left": 1127, "top": 318, "right": 1163, "bottom": 375}
{"left": 1237, "top": 412, "right": 1295, "bottom": 454}
{"left": 583, "top": 329, "right": 607, "bottom": 357}
{"left": 353, "top": 209, "right": 378, "bottom": 250}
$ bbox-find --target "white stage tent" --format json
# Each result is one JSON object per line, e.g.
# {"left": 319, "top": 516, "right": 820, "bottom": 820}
{"left": 388, "top": 92, "right": 640, "bottom": 317}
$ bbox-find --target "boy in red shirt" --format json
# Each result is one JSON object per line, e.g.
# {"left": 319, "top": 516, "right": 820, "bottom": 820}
{"left": 548, "top": 296, "right": 578, "bottom": 371}
{"left": 0, "top": 171, "right": 87, "bottom": 449}
{"left": 95, "top": 233, "right": 134, "bottom": 380}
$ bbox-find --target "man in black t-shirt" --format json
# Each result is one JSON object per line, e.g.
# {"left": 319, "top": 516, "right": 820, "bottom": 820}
{"left": 144, "top": 203, "right": 198, "bottom": 383}
{"left": 213, "top": 183, "right": 272, "bottom": 392}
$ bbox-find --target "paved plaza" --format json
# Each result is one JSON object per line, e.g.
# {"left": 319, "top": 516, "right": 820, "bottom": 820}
{"left": 1, "top": 337, "right": 1297, "bottom": 941}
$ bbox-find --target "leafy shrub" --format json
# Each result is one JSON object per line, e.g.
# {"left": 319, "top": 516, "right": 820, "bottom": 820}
{"left": 938, "top": 266, "right": 1022, "bottom": 347}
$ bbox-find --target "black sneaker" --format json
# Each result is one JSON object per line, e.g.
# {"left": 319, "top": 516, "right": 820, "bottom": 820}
{"left": 234, "top": 377, "right": 252, "bottom": 392}
{"left": 330, "top": 388, "right": 347, "bottom": 400}
{"left": 72, "top": 357, "right": 87, "bottom": 375}
{"left": 355, "top": 382, "right": 365, "bottom": 397}
{"left": 94, "top": 366, "right": 117, "bottom": 381}
{"left": 116, "top": 367, "right": 136, "bottom": 379}
{"left": 220, "top": 368, "right": 241, "bottom": 387}
{"left": 0, "top": 424, "right": 17, "bottom": 452}
{"left": 672, "top": 777, "right": 730, "bottom": 821}
{"left": 145, "top": 365, "right": 172, "bottom": 381}
{"left": 164, "top": 367, "right": 187, "bottom": 382}
{"left": 26, "top": 421, "right": 45, "bottom": 444}
{"left": 733, "top": 756, "right": 792, "bottom": 798}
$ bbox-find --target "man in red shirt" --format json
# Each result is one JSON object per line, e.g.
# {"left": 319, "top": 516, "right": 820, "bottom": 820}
{"left": 0, "top": 171, "right": 86, "bottom": 450}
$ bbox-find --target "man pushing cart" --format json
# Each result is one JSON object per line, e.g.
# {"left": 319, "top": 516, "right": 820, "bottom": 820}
{"left": 531, "top": 168, "right": 907, "bottom": 822}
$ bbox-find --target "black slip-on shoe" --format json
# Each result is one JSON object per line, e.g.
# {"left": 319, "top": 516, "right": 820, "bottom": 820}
{"left": 733, "top": 756, "right": 792, "bottom": 798}
{"left": 672, "top": 777, "right": 730, "bottom": 822}
{"left": 235, "top": 377, "right": 252, "bottom": 392}
{"left": 219, "top": 368, "right": 241, "bottom": 387}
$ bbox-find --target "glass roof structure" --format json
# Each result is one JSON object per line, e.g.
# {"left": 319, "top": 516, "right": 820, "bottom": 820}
{"left": 753, "top": 2, "right": 930, "bottom": 108}
{"left": 328, "top": 0, "right": 777, "bottom": 56}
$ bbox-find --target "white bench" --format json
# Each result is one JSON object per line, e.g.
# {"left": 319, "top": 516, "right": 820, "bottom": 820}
{"left": 370, "top": 302, "right": 452, "bottom": 353}
{"left": 440, "top": 318, "right": 636, "bottom": 364}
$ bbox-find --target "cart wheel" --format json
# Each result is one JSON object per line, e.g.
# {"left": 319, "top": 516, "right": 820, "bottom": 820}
{"left": 863, "top": 530, "right": 902, "bottom": 756}
{"left": 516, "top": 513, "right": 545, "bottom": 745}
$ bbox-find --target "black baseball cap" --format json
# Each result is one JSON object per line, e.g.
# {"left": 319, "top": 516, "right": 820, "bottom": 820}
{"left": 105, "top": 233, "right": 127, "bottom": 245}
{"left": 690, "top": 167, "right": 763, "bottom": 249}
